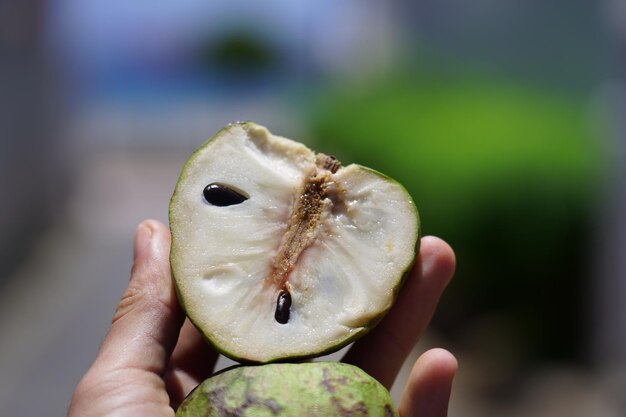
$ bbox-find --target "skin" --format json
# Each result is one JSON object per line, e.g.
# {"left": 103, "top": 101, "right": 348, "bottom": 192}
{"left": 67, "top": 219, "right": 457, "bottom": 417}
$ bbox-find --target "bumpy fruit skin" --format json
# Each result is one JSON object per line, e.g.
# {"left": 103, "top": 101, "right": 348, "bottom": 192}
{"left": 176, "top": 362, "right": 398, "bottom": 417}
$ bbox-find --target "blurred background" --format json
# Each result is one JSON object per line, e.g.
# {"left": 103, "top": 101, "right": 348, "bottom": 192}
{"left": 0, "top": 0, "right": 624, "bottom": 416}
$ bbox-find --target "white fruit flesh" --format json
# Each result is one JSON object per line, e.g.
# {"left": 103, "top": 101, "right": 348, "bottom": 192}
{"left": 169, "top": 122, "right": 418, "bottom": 363}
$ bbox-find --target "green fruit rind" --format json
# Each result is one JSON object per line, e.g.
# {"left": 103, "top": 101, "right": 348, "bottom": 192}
{"left": 176, "top": 362, "right": 399, "bottom": 417}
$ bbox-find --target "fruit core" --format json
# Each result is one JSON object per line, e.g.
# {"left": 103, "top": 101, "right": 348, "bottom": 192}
{"left": 265, "top": 153, "right": 341, "bottom": 324}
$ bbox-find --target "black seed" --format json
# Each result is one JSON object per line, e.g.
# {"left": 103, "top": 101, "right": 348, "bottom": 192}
{"left": 274, "top": 290, "right": 292, "bottom": 324}
{"left": 203, "top": 183, "right": 248, "bottom": 206}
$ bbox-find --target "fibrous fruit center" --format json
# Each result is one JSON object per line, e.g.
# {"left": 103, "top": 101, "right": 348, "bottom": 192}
{"left": 268, "top": 154, "right": 341, "bottom": 324}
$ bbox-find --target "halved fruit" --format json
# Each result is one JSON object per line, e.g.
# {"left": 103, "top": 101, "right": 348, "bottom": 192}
{"left": 169, "top": 122, "right": 419, "bottom": 363}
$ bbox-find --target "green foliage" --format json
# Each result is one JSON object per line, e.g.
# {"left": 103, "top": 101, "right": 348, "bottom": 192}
{"left": 307, "top": 74, "right": 602, "bottom": 362}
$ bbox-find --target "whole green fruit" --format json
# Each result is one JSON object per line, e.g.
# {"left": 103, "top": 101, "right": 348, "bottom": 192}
{"left": 177, "top": 362, "right": 398, "bottom": 417}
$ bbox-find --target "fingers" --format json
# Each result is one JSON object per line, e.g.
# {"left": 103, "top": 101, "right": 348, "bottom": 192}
{"left": 93, "top": 220, "right": 185, "bottom": 375}
{"left": 399, "top": 348, "right": 457, "bottom": 417}
{"left": 342, "top": 236, "right": 455, "bottom": 389}
{"left": 165, "top": 319, "right": 219, "bottom": 407}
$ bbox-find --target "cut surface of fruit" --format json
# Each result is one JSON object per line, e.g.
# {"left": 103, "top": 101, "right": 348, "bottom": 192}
{"left": 169, "top": 122, "right": 419, "bottom": 363}
{"left": 176, "top": 362, "right": 399, "bottom": 417}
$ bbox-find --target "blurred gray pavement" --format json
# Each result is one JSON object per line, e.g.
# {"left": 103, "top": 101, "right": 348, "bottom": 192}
{"left": 0, "top": 151, "right": 184, "bottom": 416}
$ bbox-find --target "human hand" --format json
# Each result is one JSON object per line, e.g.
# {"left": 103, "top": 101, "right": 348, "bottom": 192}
{"left": 68, "top": 219, "right": 456, "bottom": 417}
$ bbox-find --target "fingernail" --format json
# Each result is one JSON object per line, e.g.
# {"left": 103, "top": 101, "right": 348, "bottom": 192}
{"left": 134, "top": 223, "right": 153, "bottom": 260}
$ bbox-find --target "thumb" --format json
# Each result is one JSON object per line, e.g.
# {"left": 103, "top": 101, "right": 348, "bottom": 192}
{"left": 68, "top": 220, "right": 184, "bottom": 417}
{"left": 94, "top": 219, "right": 184, "bottom": 375}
